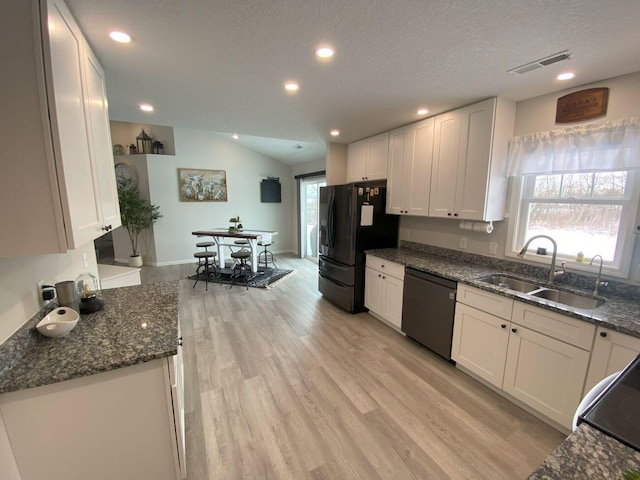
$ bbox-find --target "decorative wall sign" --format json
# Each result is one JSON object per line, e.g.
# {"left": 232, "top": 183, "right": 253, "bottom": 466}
{"left": 178, "top": 168, "right": 227, "bottom": 202}
{"left": 555, "top": 87, "right": 609, "bottom": 124}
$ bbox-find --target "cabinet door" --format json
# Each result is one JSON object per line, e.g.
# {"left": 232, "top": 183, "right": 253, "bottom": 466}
{"left": 386, "top": 127, "right": 408, "bottom": 215}
{"left": 584, "top": 328, "right": 640, "bottom": 394}
{"left": 429, "top": 110, "right": 460, "bottom": 218}
{"left": 365, "top": 132, "right": 389, "bottom": 180}
{"left": 406, "top": 118, "right": 434, "bottom": 216}
{"left": 83, "top": 44, "right": 121, "bottom": 232}
{"left": 0, "top": 360, "right": 180, "bottom": 480}
{"left": 455, "top": 98, "right": 494, "bottom": 220}
{"left": 346, "top": 140, "right": 367, "bottom": 183}
{"left": 383, "top": 275, "right": 404, "bottom": 329}
{"left": 452, "top": 303, "right": 509, "bottom": 388}
{"left": 46, "top": 0, "right": 102, "bottom": 248}
{"left": 169, "top": 350, "right": 186, "bottom": 479}
{"left": 364, "top": 267, "right": 384, "bottom": 315}
{"left": 503, "top": 325, "right": 590, "bottom": 430}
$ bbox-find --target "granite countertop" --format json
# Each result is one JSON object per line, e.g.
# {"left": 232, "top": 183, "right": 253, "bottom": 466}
{"left": 367, "top": 247, "right": 640, "bottom": 338}
{"left": 527, "top": 424, "right": 640, "bottom": 479}
{"left": 0, "top": 281, "right": 179, "bottom": 394}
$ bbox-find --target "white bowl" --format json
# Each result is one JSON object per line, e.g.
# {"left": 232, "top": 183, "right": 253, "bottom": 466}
{"left": 36, "top": 307, "right": 79, "bottom": 338}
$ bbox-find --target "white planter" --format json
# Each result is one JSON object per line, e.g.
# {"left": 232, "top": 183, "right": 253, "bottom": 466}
{"left": 128, "top": 255, "right": 143, "bottom": 268}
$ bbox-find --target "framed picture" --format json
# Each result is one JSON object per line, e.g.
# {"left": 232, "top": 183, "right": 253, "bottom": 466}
{"left": 178, "top": 168, "right": 227, "bottom": 202}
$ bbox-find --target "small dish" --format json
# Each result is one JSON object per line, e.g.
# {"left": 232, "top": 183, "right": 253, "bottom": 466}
{"left": 36, "top": 307, "right": 79, "bottom": 338}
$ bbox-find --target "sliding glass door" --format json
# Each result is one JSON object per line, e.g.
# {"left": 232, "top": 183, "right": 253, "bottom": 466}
{"left": 300, "top": 176, "right": 326, "bottom": 261}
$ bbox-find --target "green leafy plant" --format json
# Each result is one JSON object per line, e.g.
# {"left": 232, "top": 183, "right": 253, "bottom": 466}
{"left": 117, "top": 182, "right": 162, "bottom": 257}
{"left": 623, "top": 469, "right": 640, "bottom": 480}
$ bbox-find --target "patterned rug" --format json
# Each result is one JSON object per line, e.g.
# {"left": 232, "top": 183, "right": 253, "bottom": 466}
{"left": 189, "top": 268, "right": 294, "bottom": 289}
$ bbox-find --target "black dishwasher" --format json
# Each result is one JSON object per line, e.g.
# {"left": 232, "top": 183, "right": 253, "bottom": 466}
{"left": 401, "top": 268, "right": 457, "bottom": 361}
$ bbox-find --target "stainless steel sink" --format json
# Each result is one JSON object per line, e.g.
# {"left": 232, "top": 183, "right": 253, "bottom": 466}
{"left": 478, "top": 275, "right": 540, "bottom": 293}
{"left": 530, "top": 288, "right": 605, "bottom": 310}
{"left": 477, "top": 274, "right": 606, "bottom": 310}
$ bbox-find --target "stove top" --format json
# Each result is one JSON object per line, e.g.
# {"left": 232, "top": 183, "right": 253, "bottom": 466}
{"left": 579, "top": 354, "right": 640, "bottom": 452}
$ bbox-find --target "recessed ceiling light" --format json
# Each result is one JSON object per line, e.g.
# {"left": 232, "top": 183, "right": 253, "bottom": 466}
{"left": 232, "top": 134, "right": 239, "bottom": 140}
{"left": 315, "top": 47, "right": 335, "bottom": 59}
{"left": 417, "top": 108, "right": 429, "bottom": 115}
{"left": 557, "top": 72, "right": 575, "bottom": 81}
{"left": 330, "top": 129, "right": 340, "bottom": 136}
{"left": 109, "top": 31, "right": 131, "bottom": 43}
{"left": 139, "top": 104, "right": 154, "bottom": 112}
{"left": 284, "top": 81, "right": 299, "bottom": 92}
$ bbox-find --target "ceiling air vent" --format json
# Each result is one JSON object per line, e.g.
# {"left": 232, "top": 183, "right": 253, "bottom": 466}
{"left": 507, "top": 50, "right": 571, "bottom": 75}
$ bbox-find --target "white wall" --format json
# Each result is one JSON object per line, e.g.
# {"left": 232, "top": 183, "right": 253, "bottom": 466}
{"left": 0, "top": 243, "right": 98, "bottom": 344}
{"left": 134, "top": 128, "right": 294, "bottom": 265}
{"left": 400, "top": 71, "right": 640, "bottom": 281}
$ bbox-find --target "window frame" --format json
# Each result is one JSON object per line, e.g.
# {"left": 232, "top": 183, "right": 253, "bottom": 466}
{"left": 506, "top": 170, "right": 640, "bottom": 279}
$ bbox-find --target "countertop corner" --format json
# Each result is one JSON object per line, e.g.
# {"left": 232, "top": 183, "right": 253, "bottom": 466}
{"left": 0, "top": 280, "right": 180, "bottom": 395}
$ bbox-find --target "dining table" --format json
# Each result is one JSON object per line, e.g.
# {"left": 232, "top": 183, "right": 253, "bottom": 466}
{"left": 192, "top": 228, "right": 278, "bottom": 273}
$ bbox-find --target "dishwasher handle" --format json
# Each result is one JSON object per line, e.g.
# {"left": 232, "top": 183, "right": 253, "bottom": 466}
{"left": 405, "top": 267, "right": 457, "bottom": 290}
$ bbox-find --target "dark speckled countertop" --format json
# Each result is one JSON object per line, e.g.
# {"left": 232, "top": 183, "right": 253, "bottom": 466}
{"left": 0, "top": 281, "right": 179, "bottom": 394}
{"left": 527, "top": 424, "right": 640, "bottom": 479}
{"left": 367, "top": 247, "right": 640, "bottom": 338}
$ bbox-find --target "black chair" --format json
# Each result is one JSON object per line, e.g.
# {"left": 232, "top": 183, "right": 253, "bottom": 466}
{"left": 257, "top": 240, "right": 277, "bottom": 271}
{"left": 196, "top": 241, "right": 215, "bottom": 252}
{"left": 229, "top": 250, "right": 251, "bottom": 289}
{"left": 193, "top": 251, "right": 218, "bottom": 290}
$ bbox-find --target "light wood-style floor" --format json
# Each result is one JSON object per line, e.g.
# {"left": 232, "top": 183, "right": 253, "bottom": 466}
{"left": 140, "top": 255, "right": 565, "bottom": 480}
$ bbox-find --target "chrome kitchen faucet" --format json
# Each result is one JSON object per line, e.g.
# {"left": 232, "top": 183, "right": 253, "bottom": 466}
{"left": 518, "top": 235, "right": 566, "bottom": 284}
{"left": 589, "top": 255, "right": 608, "bottom": 295}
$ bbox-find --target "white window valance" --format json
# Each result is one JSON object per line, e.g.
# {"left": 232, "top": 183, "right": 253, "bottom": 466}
{"left": 507, "top": 117, "right": 640, "bottom": 176}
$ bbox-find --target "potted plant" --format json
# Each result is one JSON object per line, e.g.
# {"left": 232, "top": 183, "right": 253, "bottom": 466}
{"left": 117, "top": 182, "right": 162, "bottom": 267}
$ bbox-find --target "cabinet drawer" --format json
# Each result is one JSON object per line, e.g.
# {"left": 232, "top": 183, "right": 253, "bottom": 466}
{"left": 511, "top": 301, "right": 595, "bottom": 350}
{"left": 456, "top": 284, "right": 513, "bottom": 320}
{"left": 365, "top": 255, "right": 404, "bottom": 279}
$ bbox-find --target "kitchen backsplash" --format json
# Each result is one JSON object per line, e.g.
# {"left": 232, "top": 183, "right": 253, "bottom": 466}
{"left": 401, "top": 240, "right": 640, "bottom": 301}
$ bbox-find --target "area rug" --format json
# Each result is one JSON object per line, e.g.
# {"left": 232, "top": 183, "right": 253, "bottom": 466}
{"left": 188, "top": 268, "right": 295, "bottom": 289}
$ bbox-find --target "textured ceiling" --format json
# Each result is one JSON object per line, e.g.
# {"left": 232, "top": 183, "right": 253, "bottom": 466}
{"left": 65, "top": 0, "right": 640, "bottom": 165}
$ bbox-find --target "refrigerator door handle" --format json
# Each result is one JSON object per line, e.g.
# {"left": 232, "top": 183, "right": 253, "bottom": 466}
{"left": 328, "top": 195, "right": 337, "bottom": 249}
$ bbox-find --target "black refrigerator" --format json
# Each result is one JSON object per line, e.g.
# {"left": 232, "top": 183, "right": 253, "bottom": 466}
{"left": 318, "top": 181, "right": 399, "bottom": 313}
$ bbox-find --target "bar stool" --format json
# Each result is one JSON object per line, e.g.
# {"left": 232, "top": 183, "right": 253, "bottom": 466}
{"left": 230, "top": 250, "right": 251, "bottom": 289}
{"left": 232, "top": 239, "right": 250, "bottom": 252}
{"left": 257, "top": 240, "right": 277, "bottom": 271}
{"left": 193, "top": 251, "right": 218, "bottom": 291}
{"left": 196, "top": 241, "right": 215, "bottom": 252}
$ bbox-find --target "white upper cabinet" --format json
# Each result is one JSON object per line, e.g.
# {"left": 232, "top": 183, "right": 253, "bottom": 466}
{"left": 429, "top": 110, "right": 461, "bottom": 218}
{"left": 429, "top": 97, "right": 515, "bottom": 221}
{"left": 346, "top": 132, "right": 389, "bottom": 183}
{"left": 386, "top": 117, "right": 434, "bottom": 216}
{"left": 83, "top": 43, "right": 122, "bottom": 233}
{"left": 0, "top": 0, "right": 120, "bottom": 256}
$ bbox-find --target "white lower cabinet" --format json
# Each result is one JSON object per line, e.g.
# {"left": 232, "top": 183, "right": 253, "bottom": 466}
{"left": 584, "top": 327, "right": 640, "bottom": 394}
{"left": 452, "top": 303, "right": 510, "bottom": 388}
{"left": 365, "top": 256, "right": 405, "bottom": 329}
{"left": 502, "top": 323, "right": 590, "bottom": 429}
{"left": 453, "top": 284, "right": 597, "bottom": 430}
{"left": 0, "top": 356, "right": 185, "bottom": 480}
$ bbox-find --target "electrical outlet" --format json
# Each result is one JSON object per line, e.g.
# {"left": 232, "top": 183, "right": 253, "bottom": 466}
{"left": 489, "top": 241, "right": 498, "bottom": 256}
{"left": 36, "top": 280, "right": 45, "bottom": 306}
{"left": 459, "top": 237, "right": 468, "bottom": 249}
{"left": 82, "top": 252, "right": 89, "bottom": 269}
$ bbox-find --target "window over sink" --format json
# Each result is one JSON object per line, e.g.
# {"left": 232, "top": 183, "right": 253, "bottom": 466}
{"left": 506, "top": 118, "right": 640, "bottom": 278}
